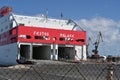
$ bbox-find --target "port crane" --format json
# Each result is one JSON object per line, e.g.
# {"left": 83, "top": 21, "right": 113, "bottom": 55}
{"left": 92, "top": 31, "right": 103, "bottom": 59}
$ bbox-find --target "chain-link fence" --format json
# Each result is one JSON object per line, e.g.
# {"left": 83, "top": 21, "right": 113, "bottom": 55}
{"left": 0, "top": 60, "right": 120, "bottom": 80}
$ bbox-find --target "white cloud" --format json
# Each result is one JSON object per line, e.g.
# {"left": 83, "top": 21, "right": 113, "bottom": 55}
{"left": 76, "top": 17, "right": 120, "bottom": 55}
{"left": 76, "top": 17, "right": 120, "bottom": 44}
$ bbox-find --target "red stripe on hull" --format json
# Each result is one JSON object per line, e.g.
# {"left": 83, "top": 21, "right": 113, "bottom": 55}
{"left": 0, "top": 27, "right": 17, "bottom": 46}
{"left": 18, "top": 26, "right": 86, "bottom": 45}
{"left": 0, "top": 26, "right": 86, "bottom": 45}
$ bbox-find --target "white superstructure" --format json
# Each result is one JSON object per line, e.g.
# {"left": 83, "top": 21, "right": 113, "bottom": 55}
{"left": 0, "top": 7, "right": 86, "bottom": 65}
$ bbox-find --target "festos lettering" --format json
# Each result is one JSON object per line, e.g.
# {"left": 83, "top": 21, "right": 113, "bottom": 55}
{"left": 33, "top": 31, "right": 49, "bottom": 36}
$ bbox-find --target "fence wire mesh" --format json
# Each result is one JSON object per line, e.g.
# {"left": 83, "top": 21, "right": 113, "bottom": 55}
{"left": 0, "top": 60, "right": 120, "bottom": 80}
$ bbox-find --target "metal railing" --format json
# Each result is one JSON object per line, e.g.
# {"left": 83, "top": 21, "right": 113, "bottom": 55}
{"left": 0, "top": 60, "right": 120, "bottom": 80}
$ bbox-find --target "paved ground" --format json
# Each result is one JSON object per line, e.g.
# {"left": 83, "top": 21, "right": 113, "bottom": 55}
{"left": 0, "top": 60, "right": 119, "bottom": 80}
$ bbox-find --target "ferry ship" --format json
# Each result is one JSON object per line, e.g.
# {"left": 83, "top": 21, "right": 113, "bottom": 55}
{"left": 0, "top": 6, "right": 86, "bottom": 65}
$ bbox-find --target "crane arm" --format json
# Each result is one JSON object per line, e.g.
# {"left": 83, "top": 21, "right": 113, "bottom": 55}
{"left": 94, "top": 31, "right": 103, "bottom": 51}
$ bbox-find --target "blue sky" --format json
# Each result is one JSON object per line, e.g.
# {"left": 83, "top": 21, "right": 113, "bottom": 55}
{"left": 0, "top": 0, "right": 120, "bottom": 56}
{"left": 0, "top": 0, "right": 120, "bottom": 20}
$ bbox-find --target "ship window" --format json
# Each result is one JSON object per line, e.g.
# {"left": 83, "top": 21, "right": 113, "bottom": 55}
{"left": 59, "top": 37, "right": 73, "bottom": 42}
{"left": 26, "top": 35, "right": 31, "bottom": 39}
{"left": 11, "top": 37, "right": 16, "bottom": 40}
{"left": 11, "top": 37, "right": 17, "bottom": 42}
{"left": 76, "top": 39, "right": 84, "bottom": 42}
{"left": 59, "top": 37, "right": 65, "bottom": 41}
{"left": 34, "top": 36, "right": 49, "bottom": 40}
{"left": 35, "top": 36, "right": 43, "bottom": 39}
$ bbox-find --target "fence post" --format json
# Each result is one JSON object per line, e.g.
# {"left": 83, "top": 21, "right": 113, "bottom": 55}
{"left": 107, "top": 62, "right": 114, "bottom": 80}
